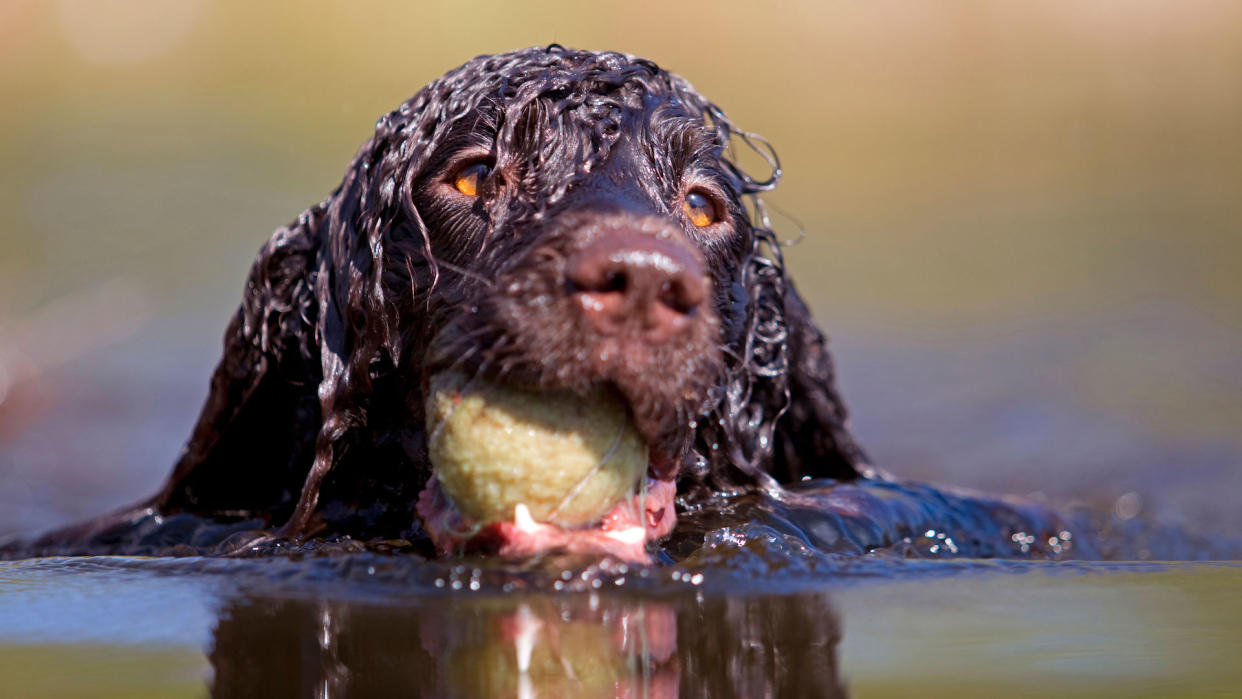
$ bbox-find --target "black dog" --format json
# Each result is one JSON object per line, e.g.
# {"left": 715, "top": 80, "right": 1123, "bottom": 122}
{"left": 39, "top": 46, "right": 877, "bottom": 558}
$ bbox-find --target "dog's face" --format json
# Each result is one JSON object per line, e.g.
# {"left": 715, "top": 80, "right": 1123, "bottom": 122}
{"left": 407, "top": 59, "right": 754, "bottom": 469}
{"left": 313, "top": 49, "right": 773, "bottom": 557}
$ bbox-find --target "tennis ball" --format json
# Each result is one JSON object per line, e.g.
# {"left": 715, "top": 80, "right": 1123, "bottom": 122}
{"left": 426, "top": 372, "right": 647, "bottom": 527}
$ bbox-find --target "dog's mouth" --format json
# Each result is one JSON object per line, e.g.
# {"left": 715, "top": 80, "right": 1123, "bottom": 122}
{"left": 415, "top": 370, "right": 682, "bottom": 562}
{"left": 413, "top": 215, "right": 725, "bottom": 561}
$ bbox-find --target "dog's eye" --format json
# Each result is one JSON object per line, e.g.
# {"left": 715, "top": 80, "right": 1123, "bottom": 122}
{"left": 682, "top": 190, "right": 719, "bottom": 227}
{"left": 453, "top": 162, "right": 490, "bottom": 197}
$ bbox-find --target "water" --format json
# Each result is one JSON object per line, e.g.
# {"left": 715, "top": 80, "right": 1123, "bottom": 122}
{"left": 1, "top": 319, "right": 1239, "bottom": 696}
{"left": 2, "top": 556, "right": 1239, "bottom": 697}
{"left": 2, "top": 314, "right": 1238, "bottom": 697}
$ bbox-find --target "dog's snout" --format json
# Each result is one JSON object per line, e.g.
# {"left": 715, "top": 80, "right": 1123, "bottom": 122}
{"left": 568, "top": 231, "right": 707, "bottom": 344}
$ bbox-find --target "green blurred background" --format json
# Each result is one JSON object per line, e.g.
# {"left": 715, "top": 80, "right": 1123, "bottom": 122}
{"left": 1, "top": 0, "right": 1240, "bottom": 537}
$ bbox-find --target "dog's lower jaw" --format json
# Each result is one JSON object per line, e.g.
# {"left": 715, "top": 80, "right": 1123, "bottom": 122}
{"left": 416, "top": 476, "right": 678, "bottom": 563}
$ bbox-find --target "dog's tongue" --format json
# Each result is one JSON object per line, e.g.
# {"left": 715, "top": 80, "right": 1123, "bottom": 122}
{"left": 416, "top": 476, "right": 677, "bottom": 562}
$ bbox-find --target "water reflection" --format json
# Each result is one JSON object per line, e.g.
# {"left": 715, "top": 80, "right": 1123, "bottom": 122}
{"left": 209, "top": 590, "right": 846, "bottom": 698}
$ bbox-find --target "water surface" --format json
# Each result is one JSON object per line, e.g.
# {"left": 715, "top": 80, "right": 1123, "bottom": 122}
{"left": 2, "top": 556, "right": 1239, "bottom": 697}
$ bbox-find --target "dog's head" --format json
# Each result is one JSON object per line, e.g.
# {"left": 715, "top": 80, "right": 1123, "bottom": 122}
{"left": 158, "top": 47, "right": 867, "bottom": 551}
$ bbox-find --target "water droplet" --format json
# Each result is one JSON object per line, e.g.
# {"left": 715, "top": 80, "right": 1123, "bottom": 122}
{"left": 1114, "top": 492, "right": 1142, "bottom": 521}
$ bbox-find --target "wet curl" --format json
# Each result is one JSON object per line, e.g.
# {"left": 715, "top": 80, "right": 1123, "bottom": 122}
{"left": 153, "top": 46, "right": 868, "bottom": 540}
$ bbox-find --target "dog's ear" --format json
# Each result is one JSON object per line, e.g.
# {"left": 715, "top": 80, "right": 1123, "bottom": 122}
{"left": 770, "top": 279, "right": 870, "bottom": 482}
{"left": 682, "top": 105, "right": 869, "bottom": 489}
{"left": 694, "top": 232, "right": 868, "bottom": 495}
{"left": 275, "top": 114, "right": 445, "bottom": 537}
{"left": 157, "top": 86, "right": 449, "bottom": 535}
{"left": 153, "top": 205, "right": 327, "bottom": 522}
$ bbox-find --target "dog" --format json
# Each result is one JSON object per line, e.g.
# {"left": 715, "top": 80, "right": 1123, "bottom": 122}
{"left": 29, "top": 46, "right": 886, "bottom": 561}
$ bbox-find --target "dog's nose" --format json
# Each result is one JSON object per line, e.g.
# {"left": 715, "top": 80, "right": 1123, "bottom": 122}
{"left": 567, "top": 231, "right": 707, "bottom": 345}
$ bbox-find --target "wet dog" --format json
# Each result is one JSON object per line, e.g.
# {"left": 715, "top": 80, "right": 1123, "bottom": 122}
{"left": 34, "top": 46, "right": 873, "bottom": 559}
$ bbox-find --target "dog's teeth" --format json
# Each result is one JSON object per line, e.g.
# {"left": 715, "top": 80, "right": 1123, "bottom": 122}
{"left": 603, "top": 526, "right": 646, "bottom": 545}
{"left": 513, "top": 503, "right": 539, "bottom": 532}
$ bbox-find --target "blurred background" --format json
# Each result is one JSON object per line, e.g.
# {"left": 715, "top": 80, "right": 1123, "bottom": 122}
{"left": 1, "top": 0, "right": 1239, "bottom": 540}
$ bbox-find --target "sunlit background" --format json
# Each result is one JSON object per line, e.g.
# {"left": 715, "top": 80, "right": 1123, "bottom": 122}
{"left": 2, "top": 0, "right": 1240, "bottom": 539}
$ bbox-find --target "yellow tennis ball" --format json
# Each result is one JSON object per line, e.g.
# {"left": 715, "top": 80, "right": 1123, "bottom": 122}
{"left": 426, "top": 372, "right": 647, "bottom": 527}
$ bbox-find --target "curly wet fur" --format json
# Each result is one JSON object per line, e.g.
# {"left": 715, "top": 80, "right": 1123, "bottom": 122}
{"left": 144, "top": 46, "right": 869, "bottom": 540}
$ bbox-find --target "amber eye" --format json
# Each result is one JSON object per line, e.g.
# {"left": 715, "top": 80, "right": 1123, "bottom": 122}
{"left": 453, "top": 162, "right": 490, "bottom": 197}
{"left": 682, "top": 190, "right": 718, "bottom": 227}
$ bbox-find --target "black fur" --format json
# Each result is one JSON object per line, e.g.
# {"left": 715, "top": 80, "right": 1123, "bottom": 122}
{"left": 132, "top": 46, "right": 868, "bottom": 541}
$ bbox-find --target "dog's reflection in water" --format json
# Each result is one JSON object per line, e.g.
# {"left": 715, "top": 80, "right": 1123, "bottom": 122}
{"left": 209, "top": 590, "right": 846, "bottom": 698}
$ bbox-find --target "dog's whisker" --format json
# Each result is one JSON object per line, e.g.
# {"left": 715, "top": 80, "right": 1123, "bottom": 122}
{"left": 435, "top": 259, "right": 496, "bottom": 289}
